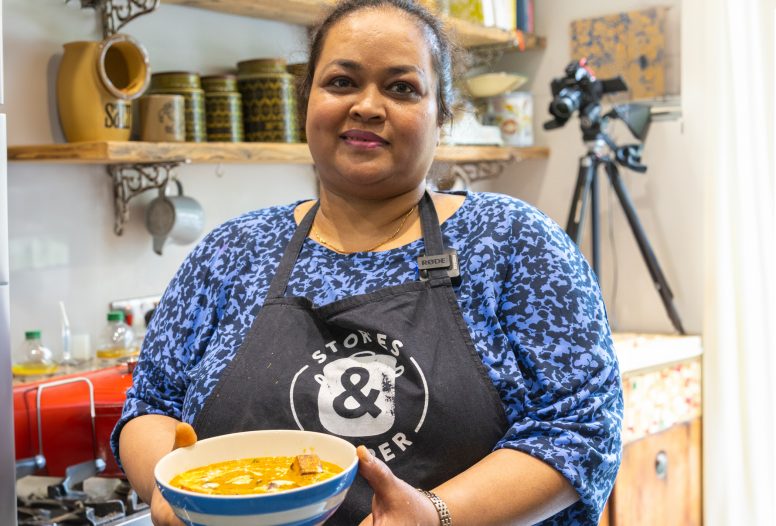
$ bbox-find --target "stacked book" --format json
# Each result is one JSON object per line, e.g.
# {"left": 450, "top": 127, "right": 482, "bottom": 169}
{"left": 449, "top": 0, "right": 534, "bottom": 33}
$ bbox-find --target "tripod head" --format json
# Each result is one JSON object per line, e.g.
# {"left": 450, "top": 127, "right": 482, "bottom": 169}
{"left": 614, "top": 144, "right": 646, "bottom": 173}
{"left": 543, "top": 58, "right": 652, "bottom": 173}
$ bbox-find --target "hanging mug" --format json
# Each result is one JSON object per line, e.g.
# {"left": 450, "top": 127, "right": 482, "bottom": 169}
{"left": 57, "top": 33, "right": 150, "bottom": 142}
{"left": 145, "top": 179, "right": 205, "bottom": 256}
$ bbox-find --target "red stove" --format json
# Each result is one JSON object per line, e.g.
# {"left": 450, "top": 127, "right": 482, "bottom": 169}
{"left": 13, "top": 364, "right": 151, "bottom": 525}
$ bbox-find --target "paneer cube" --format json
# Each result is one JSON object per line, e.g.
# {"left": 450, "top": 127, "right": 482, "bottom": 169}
{"left": 291, "top": 454, "right": 323, "bottom": 475}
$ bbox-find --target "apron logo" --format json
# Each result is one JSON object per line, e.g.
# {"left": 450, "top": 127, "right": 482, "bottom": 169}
{"left": 314, "top": 351, "right": 404, "bottom": 437}
{"left": 290, "top": 330, "right": 428, "bottom": 463}
{"left": 333, "top": 367, "right": 382, "bottom": 419}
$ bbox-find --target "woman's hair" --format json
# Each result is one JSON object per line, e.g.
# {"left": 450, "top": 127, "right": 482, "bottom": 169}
{"left": 299, "top": 0, "right": 460, "bottom": 126}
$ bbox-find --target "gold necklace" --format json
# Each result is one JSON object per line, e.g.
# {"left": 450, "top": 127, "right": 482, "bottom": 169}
{"left": 313, "top": 204, "right": 418, "bottom": 253}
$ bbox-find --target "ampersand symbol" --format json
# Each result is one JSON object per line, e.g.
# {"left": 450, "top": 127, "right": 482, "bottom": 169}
{"left": 333, "top": 367, "right": 382, "bottom": 419}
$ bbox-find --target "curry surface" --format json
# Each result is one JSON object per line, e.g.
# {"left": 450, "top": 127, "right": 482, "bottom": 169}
{"left": 169, "top": 455, "right": 343, "bottom": 495}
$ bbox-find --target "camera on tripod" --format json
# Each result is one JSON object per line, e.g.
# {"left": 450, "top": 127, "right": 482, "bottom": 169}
{"left": 544, "top": 58, "right": 653, "bottom": 172}
{"left": 542, "top": 58, "right": 686, "bottom": 334}
{"left": 544, "top": 58, "right": 628, "bottom": 131}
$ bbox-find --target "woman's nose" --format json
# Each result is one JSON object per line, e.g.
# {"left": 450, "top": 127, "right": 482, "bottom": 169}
{"left": 349, "top": 86, "right": 386, "bottom": 122}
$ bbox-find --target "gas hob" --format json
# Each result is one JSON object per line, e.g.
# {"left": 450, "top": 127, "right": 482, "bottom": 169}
{"left": 16, "top": 475, "right": 151, "bottom": 526}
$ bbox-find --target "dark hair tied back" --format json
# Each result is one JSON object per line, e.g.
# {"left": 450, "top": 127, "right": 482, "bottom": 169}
{"left": 299, "top": 0, "right": 460, "bottom": 127}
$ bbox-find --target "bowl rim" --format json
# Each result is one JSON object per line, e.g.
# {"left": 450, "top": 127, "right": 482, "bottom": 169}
{"left": 154, "top": 429, "right": 359, "bottom": 501}
{"left": 464, "top": 72, "right": 528, "bottom": 97}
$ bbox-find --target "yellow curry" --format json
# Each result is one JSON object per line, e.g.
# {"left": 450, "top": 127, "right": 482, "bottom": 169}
{"left": 169, "top": 454, "right": 343, "bottom": 495}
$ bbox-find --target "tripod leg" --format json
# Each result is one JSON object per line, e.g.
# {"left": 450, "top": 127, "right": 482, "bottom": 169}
{"left": 603, "top": 161, "right": 686, "bottom": 334}
{"left": 590, "top": 165, "right": 601, "bottom": 276}
{"left": 566, "top": 155, "right": 596, "bottom": 245}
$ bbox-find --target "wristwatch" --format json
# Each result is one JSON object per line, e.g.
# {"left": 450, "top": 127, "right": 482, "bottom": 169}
{"left": 417, "top": 488, "right": 452, "bottom": 526}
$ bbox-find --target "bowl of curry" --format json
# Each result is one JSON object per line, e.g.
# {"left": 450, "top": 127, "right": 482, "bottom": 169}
{"left": 154, "top": 429, "right": 358, "bottom": 526}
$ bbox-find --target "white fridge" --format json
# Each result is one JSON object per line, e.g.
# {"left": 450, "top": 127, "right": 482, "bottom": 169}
{"left": 0, "top": 0, "right": 14, "bottom": 523}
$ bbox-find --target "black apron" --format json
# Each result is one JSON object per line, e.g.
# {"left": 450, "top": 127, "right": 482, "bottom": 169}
{"left": 194, "top": 192, "right": 508, "bottom": 524}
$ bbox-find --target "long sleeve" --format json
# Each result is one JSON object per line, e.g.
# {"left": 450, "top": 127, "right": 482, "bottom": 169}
{"left": 109, "top": 228, "right": 231, "bottom": 465}
{"left": 493, "top": 206, "right": 623, "bottom": 524}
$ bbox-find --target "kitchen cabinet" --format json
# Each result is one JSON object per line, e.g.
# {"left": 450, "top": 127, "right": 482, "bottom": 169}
{"left": 608, "top": 418, "right": 702, "bottom": 525}
{"left": 601, "top": 335, "right": 703, "bottom": 526}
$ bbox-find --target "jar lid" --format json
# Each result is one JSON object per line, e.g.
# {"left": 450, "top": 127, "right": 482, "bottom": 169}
{"left": 25, "top": 330, "right": 41, "bottom": 340}
{"left": 201, "top": 74, "right": 238, "bottom": 93}
{"left": 287, "top": 63, "right": 308, "bottom": 77}
{"left": 107, "top": 311, "right": 125, "bottom": 322}
{"left": 147, "top": 87, "right": 205, "bottom": 95}
{"left": 237, "top": 58, "right": 287, "bottom": 76}
{"left": 150, "top": 71, "right": 202, "bottom": 91}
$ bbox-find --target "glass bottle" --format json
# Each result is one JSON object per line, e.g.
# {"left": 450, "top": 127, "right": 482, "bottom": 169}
{"left": 12, "top": 330, "right": 59, "bottom": 377}
{"left": 96, "top": 310, "right": 137, "bottom": 361}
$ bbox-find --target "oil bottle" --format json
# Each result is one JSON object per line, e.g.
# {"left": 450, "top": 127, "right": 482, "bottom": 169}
{"left": 12, "top": 330, "right": 59, "bottom": 377}
{"left": 96, "top": 310, "right": 137, "bottom": 361}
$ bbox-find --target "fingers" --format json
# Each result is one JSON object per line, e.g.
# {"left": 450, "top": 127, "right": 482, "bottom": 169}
{"left": 357, "top": 445, "right": 393, "bottom": 490}
{"left": 172, "top": 422, "right": 197, "bottom": 450}
{"left": 356, "top": 446, "right": 439, "bottom": 525}
{"left": 151, "top": 485, "right": 186, "bottom": 526}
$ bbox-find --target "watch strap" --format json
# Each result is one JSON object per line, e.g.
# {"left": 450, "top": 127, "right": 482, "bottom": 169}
{"left": 417, "top": 488, "right": 452, "bottom": 526}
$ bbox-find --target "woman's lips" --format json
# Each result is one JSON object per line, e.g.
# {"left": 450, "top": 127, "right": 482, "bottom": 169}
{"left": 340, "top": 130, "right": 388, "bottom": 149}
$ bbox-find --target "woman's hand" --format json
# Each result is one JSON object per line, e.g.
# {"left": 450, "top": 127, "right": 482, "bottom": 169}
{"left": 150, "top": 422, "right": 198, "bottom": 526}
{"left": 356, "top": 446, "right": 440, "bottom": 526}
{"left": 150, "top": 485, "right": 185, "bottom": 526}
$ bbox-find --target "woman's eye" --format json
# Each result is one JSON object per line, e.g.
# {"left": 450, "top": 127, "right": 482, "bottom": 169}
{"left": 329, "top": 77, "right": 353, "bottom": 89}
{"left": 389, "top": 82, "right": 417, "bottom": 95}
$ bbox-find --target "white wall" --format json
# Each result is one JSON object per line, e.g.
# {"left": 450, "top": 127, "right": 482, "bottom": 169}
{"left": 484, "top": 0, "right": 703, "bottom": 334}
{"left": 6, "top": 2, "right": 317, "bottom": 356}
{"left": 5, "top": 0, "right": 703, "bottom": 361}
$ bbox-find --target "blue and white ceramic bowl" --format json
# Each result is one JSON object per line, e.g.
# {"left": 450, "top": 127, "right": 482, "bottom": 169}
{"left": 155, "top": 429, "right": 359, "bottom": 526}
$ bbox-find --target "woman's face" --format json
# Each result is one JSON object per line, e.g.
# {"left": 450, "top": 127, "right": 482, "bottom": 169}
{"left": 306, "top": 7, "right": 440, "bottom": 200}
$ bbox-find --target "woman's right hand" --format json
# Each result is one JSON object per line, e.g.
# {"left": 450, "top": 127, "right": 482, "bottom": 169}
{"left": 150, "top": 422, "right": 198, "bottom": 525}
{"left": 150, "top": 485, "right": 185, "bottom": 526}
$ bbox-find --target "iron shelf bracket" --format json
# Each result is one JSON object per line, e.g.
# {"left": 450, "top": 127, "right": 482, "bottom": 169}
{"left": 467, "top": 44, "right": 512, "bottom": 70}
{"left": 467, "top": 33, "right": 544, "bottom": 69}
{"left": 108, "top": 159, "right": 189, "bottom": 236}
{"left": 71, "top": 0, "right": 160, "bottom": 38}
{"left": 433, "top": 160, "right": 509, "bottom": 190}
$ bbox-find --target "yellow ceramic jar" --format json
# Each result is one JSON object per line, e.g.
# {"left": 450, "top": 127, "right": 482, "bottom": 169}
{"left": 57, "top": 33, "right": 150, "bottom": 142}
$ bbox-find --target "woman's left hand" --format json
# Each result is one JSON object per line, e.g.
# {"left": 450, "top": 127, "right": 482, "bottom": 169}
{"left": 356, "top": 446, "right": 440, "bottom": 526}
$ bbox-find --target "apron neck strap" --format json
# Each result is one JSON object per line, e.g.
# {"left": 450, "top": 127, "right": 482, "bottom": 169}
{"left": 267, "top": 190, "right": 446, "bottom": 298}
{"left": 267, "top": 199, "right": 319, "bottom": 298}
{"left": 418, "top": 190, "right": 445, "bottom": 256}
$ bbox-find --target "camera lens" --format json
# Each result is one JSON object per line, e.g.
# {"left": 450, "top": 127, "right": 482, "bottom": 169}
{"left": 551, "top": 88, "right": 582, "bottom": 119}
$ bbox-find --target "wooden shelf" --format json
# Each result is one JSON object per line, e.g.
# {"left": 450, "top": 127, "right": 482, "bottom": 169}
{"left": 163, "top": 0, "right": 542, "bottom": 49}
{"left": 8, "top": 142, "right": 549, "bottom": 165}
{"left": 437, "top": 144, "right": 548, "bottom": 163}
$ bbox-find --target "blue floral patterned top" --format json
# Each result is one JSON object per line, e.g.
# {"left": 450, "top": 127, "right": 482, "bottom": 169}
{"left": 112, "top": 191, "right": 622, "bottom": 524}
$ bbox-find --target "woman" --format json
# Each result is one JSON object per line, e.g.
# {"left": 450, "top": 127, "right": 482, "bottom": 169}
{"left": 113, "top": 1, "right": 623, "bottom": 524}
